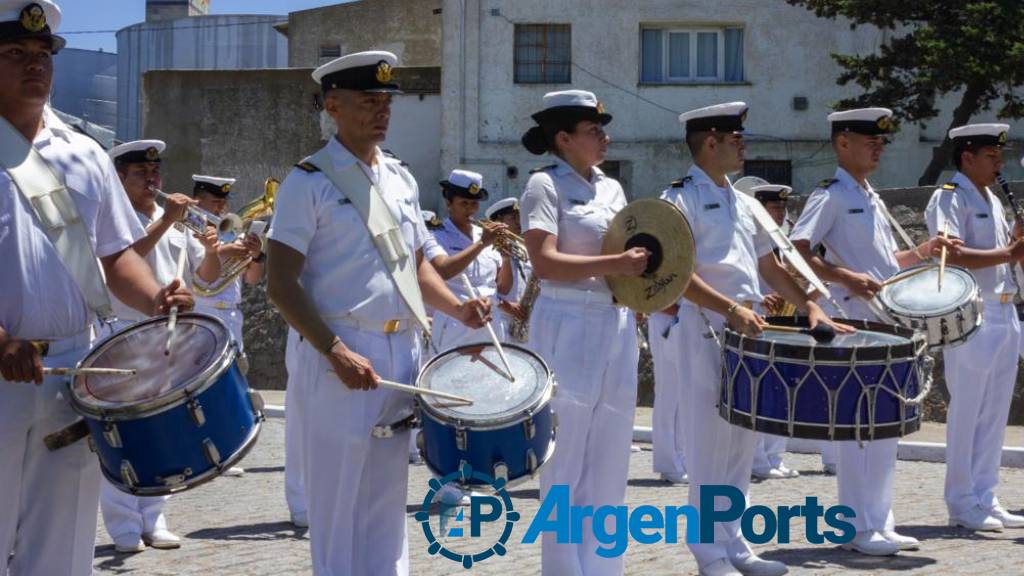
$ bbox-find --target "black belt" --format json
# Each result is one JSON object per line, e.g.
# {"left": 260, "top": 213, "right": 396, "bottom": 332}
{"left": 371, "top": 413, "right": 417, "bottom": 439}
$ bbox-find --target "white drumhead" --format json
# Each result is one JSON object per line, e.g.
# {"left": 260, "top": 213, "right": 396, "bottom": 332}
{"left": 418, "top": 344, "right": 550, "bottom": 425}
{"left": 880, "top": 265, "right": 976, "bottom": 316}
{"left": 759, "top": 329, "right": 908, "bottom": 347}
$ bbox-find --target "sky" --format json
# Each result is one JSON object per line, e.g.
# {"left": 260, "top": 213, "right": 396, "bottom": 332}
{"left": 58, "top": 1, "right": 348, "bottom": 52}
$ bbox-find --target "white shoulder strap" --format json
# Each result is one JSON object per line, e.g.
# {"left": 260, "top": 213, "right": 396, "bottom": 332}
{"left": 305, "top": 149, "right": 430, "bottom": 332}
{"left": 873, "top": 193, "right": 917, "bottom": 252}
{"left": 0, "top": 116, "right": 115, "bottom": 323}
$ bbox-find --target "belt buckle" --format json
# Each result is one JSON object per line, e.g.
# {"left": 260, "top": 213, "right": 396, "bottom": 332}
{"left": 1002, "top": 293, "right": 1014, "bottom": 304}
{"left": 383, "top": 319, "right": 401, "bottom": 334}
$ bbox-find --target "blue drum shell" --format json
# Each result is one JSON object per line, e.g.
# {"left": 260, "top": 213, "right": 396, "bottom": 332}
{"left": 84, "top": 361, "right": 260, "bottom": 495}
{"left": 420, "top": 402, "right": 556, "bottom": 488}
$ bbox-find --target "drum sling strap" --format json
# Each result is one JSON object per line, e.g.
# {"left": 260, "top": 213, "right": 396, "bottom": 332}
{"left": 303, "top": 148, "right": 431, "bottom": 334}
{"left": 0, "top": 116, "right": 115, "bottom": 324}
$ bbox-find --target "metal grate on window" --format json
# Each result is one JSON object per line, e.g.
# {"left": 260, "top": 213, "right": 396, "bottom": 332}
{"left": 514, "top": 24, "right": 571, "bottom": 84}
{"left": 319, "top": 45, "right": 341, "bottom": 64}
{"left": 744, "top": 160, "right": 793, "bottom": 186}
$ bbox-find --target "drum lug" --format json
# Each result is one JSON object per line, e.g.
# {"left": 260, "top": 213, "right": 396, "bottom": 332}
{"left": 203, "top": 438, "right": 222, "bottom": 466}
{"left": 526, "top": 448, "right": 538, "bottom": 474}
{"left": 103, "top": 422, "right": 122, "bottom": 449}
{"left": 456, "top": 428, "right": 467, "bottom": 452}
{"left": 523, "top": 418, "right": 536, "bottom": 440}
{"left": 120, "top": 460, "right": 139, "bottom": 490}
{"left": 248, "top": 390, "right": 265, "bottom": 414}
{"left": 87, "top": 436, "right": 97, "bottom": 453}
{"left": 416, "top": 430, "right": 425, "bottom": 457}
{"left": 188, "top": 399, "right": 207, "bottom": 427}
{"left": 552, "top": 411, "right": 559, "bottom": 432}
{"left": 157, "top": 467, "right": 193, "bottom": 488}
{"left": 493, "top": 462, "right": 509, "bottom": 483}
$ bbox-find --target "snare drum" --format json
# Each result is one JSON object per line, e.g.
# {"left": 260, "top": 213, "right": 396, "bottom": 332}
{"left": 416, "top": 343, "right": 557, "bottom": 488}
{"left": 69, "top": 313, "right": 264, "bottom": 495}
{"left": 878, "top": 264, "right": 982, "bottom": 349}
{"left": 719, "top": 317, "right": 931, "bottom": 441}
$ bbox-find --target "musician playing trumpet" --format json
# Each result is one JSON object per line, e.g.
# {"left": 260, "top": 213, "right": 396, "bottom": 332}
{"left": 485, "top": 197, "right": 532, "bottom": 335}
{"left": 422, "top": 169, "right": 513, "bottom": 349}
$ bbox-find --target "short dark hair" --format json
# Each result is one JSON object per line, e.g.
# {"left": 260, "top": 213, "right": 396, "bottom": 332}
{"left": 952, "top": 143, "right": 992, "bottom": 171}
{"left": 686, "top": 131, "right": 726, "bottom": 157}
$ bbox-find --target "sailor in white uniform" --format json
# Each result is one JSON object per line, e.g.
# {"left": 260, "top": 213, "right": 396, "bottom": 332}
{"left": 925, "top": 123, "right": 1024, "bottom": 531}
{"left": 791, "top": 107, "right": 960, "bottom": 556}
{"left": 663, "top": 102, "right": 850, "bottom": 576}
{"left": 0, "top": 3, "right": 192, "bottom": 573}
{"left": 485, "top": 197, "right": 533, "bottom": 340}
{"left": 266, "top": 50, "right": 489, "bottom": 576}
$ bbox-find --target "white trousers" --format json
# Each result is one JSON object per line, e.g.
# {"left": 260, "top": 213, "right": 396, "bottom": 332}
{"left": 531, "top": 296, "right": 638, "bottom": 576}
{"left": 677, "top": 305, "right": 760, "bottom": 568}
{"left": 100, "top": 480, "right": 170, "bottom": 539}
{"left": 820, "top": 441, "right": 837, "bottom": 467}
{"left": 194, "top": 304, "right": 244, "bottom": 353}
{"left": 944, "top": 300, "right": 1021, "bottom": 516}
{"left": 0, "top": 332, "right": 100, "bottom": 576}
{"left": 821, "top": 296, "right": 899, "bottom": 533}
{"left": 298, "top": 323, "right": 417, "bottom": 576}
{"left": 753, "top": 434, "right": 788, "bottom": 473}
{"left": 283, "top": 328, "right": 306, "bottom": 519}
{"left": 648, "top": 312, "right": 687, "bottom": 477}
{"left": 430, "top": 311, "right": 507, "bottom": 351}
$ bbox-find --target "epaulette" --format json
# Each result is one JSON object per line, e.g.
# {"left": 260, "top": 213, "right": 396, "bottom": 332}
{"left": 381, "top": 148, "right": 409, "bottom": 167}
{"left": 817, "top": 178, "right": 839, "bottom": 189}
{"left": 425, "top": 217, "right": 443, "bottom": 230}
{"left": 941, "top": 182, "right": 958, "bottom": 191}
{"left": 294, "top": 161, "right": 320, "bottom": 173}
{"left": 670, "top": 176, "right": 693, "bottom": 188}
{"left": 529, "top": 164, "right": 557, "bottom": 174}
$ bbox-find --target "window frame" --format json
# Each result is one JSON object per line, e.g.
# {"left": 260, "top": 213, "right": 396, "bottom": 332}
{"left": 513, "top": 23, "right": 572, "bottom": 85}
{"left": 641, "top": 25, "right": 744, "bottom": 85}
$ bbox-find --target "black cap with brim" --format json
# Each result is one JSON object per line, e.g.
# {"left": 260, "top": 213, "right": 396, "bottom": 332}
{"left": 320, "top": 63, "right": 402, "bottom": 94}
{"left": 531, "top": 105, "right": 612, "bottom": 127}
{"left": 0, "top": 3, "right": 64, "bottom": 53}
{"left": 194, "top": 181, "right": 232, "bottom": 198}
{"left": 440, "top": 181, "right": 489, "bottom": 201}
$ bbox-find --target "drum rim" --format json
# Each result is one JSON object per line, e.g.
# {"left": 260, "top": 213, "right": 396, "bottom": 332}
{"left": 719, "top": 404, "right": 921, "bottom": 441}
{"left": 723, "top": 316, "right": 927, "bottom": 364}
{"left": 416, "top": 342, "right": 555, "bottom": 428}
{"left": 879, "top": 264, "right": 979, "bottom": 317}
{"left": 69, "top": 313, "right": 237, "bottom": 419}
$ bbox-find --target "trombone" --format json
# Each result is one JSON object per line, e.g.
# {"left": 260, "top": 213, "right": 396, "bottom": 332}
{"left": 150, "top": 185, "right": 243, "bottom": 243}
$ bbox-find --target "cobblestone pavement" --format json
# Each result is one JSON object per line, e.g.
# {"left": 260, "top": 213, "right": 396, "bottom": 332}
{"left": 94, "top": 420, "right": 1024, "bottom": 575}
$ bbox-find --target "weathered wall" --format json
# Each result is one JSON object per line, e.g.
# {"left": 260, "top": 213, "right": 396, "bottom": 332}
{"left": 286, "top": 0, "right": 442, "bottom": 68}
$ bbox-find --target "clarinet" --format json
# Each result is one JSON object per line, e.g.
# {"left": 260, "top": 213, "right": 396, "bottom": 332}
{"left": 995, "top": 172, "right": 1024, "bottom": 319}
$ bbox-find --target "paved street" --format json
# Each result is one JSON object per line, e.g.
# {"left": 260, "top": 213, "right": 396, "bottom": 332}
{"left": 92, "top": 418, "right": 1024, "bottom": 575}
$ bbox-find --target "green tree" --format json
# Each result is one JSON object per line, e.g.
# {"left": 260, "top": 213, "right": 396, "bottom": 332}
{"left": 787, "top": 0, "right": 1024, "bottom": 185}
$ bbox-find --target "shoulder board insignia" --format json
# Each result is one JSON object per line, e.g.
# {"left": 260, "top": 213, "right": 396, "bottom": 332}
{"left": 671, "top": 176, "right": 693, "bottom": 188}
{"left": 426, "top": 219, "right": 443, "bottom": 230}
{"left": 381, "top": 148, "right": 409, "bottom": 167}
{"left": 817, "top": 178, "right": 839, "bottom": 189}
{"left": 529, "top": 164, "right": 557, "bottom": 174}
{"left": 295, "top": 161, "right": 320, "bottom": 173}
{"left": 942, "top": 182, "right": 958, "bottom": 191}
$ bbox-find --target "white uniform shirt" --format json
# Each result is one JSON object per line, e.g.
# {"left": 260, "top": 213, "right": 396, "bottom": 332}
{"left": 423, "top": 218, "right": 502, "bottom": 300}
{"left": 112, "top": 205, "right": 205, "bottom": 323}
{"left": 661, "top": 165, "right": 773, "bottom": 303}
{"left": 790, "top": 167, "right": 901, "bottom": 302}
{"left": 194, "top": 274, "right": 243, "bottom": 308}
{"left": 1, "top": 108, "right": 143, "bottom": 340}
{"left": 925, "top": 171, "right": 1016, "bottom": 300}
{"left": 519, "top": 156, "right": 627, "bottom": 294}
{"left": 268, "top": 139, "right": 431, "bottom": 323}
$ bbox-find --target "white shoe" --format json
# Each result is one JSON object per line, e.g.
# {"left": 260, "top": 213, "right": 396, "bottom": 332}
{"left": 113, "top": 534, "right": 146, "bottom": 554}
{"left": 659, "top": 471, "right": 688, "bottom": 484}
{"left": 699, "top": 558, "right": 742, "bottom": 576}
{"left": 881, "top": 530, "right": 919, "bottom": 550}
{"left": 752, "top": 467, "right": 786, "bottom": 480}
{"left": 822, "top": 463, "right": 837, "bottom": 476}
{"left": 409, "top": 452, "right": 423, "bottom": 465}
{"left": 840, "top": 530, "right": 899, "bottom": 556}
{"left": 990, "top": 506, "right": 1024, "bottom": 528}
{"left": 222, "top": 466, "right": 245, "bottom": 477}
{"left": 729, "top": 552, "right": 788, "bottom": 576}
{"left": 142, "top": 529, "right": 181, "bottom": 549}
{"left": 290, "top": 511, "right": 309, "bottom": 528}
{"left": 775, "top": 464, "right": 800, "bottom": 478}
{"left": 949, "top": 506, "right": 1003, "bottom": 532}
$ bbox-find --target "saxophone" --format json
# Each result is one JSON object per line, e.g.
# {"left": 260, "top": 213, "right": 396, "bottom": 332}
{"left": 510, "top": 272, "right": 540, "bottom": 342}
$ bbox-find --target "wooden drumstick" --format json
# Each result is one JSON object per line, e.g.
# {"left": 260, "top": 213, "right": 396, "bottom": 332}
{"left": 763, "top": 323, "right": 836, "bottom": 343}
{"left": 938, "top": 222, "right": 949, "bottom": 292}
{"left": 44, "top": 367, "right": 137, "bottom": 377}
{"left": 164, "top": 244, "right": 189, "bottom": 356}
{"left": 459, "top": 274, "right": 515, "bottom": 382}
{"left": 880, "top": 263, "right": 938, "bottom": 288}
{"left": 325, "top": 370, "right": 473, "bottom": 404}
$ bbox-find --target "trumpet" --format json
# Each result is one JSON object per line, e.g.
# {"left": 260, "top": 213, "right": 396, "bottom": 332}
{"left": 476, "top": 219, "right": 529, "bottom": 261}
{"left": 150, "top": 186, "right": 243, "bottom": 243}
{"left": 191, "top": 177, "right": 277, "bottom": 297}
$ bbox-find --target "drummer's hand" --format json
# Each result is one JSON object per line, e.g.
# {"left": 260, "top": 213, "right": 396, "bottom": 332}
{"left": 153, "top": 278, "right": 194, "bottom": 315}
{"left": 0, "top": 335, "right": 43, "bottom": 384}
{"left": 457, "top": 297, "right": 492, "bottom": 329}
{"left": 498, "top": 300, "right": 527, "bottom": 322}
{"left": 479, "top": 221, "right": 507, "bottom": 247}
{"left": 614, "top": 247, "right": 650, "bottom": 276}
{"left": 806, "top": 302, "right": 856, "bottom": 334}
{"left": 762, "top": 293, "right": 786, "bottom": 315}
{"left": 925, "top": 235, "right": 963, "bottom": 258}
{"left": 727, "top": 306, "right": 765, "bottom": 338}
{"left": 327, "top": 343, "right": 379, "bottom": 391}
{"left": 841, "top": 271, "right": 881, "bottom": 300}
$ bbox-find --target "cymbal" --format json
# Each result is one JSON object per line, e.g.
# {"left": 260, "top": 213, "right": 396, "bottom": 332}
{"left": 602, "top": 198, "right": 696, "bottom": 313}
